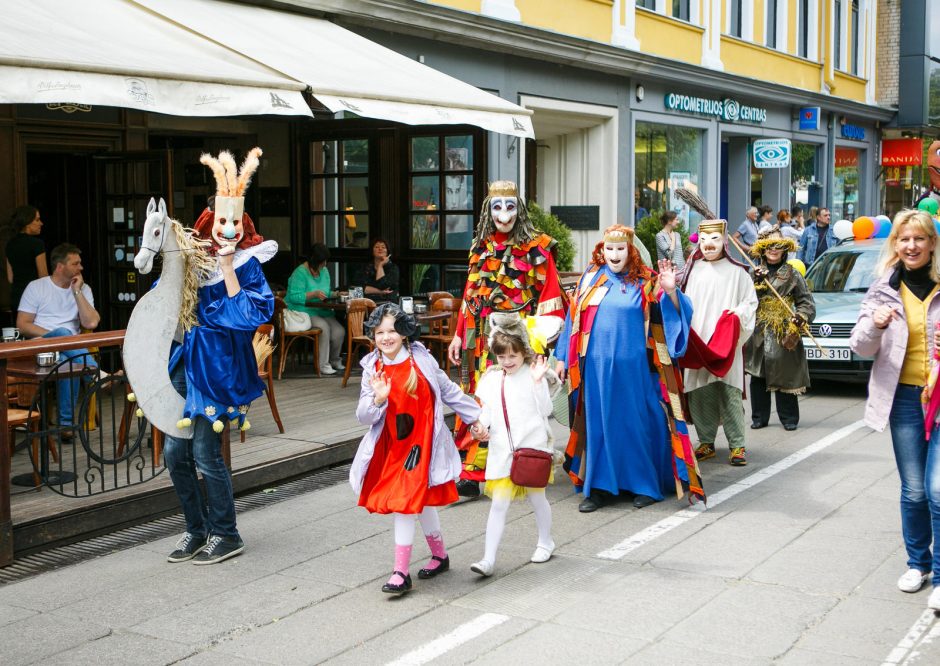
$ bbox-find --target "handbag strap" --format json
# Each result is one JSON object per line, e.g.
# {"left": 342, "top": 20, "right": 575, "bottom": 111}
{"left": 500, "top": 371, "right": 515, "bottom": 452}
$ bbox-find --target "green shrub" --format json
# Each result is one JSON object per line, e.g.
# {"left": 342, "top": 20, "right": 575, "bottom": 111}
{"left": 635, "top": 209, "right": 691, "bottom": 262}
{"left": 529, "top": 202, "right": 575, "bottom": 271}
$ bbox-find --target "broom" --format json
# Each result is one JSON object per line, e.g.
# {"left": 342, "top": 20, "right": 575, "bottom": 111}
{"left": 674, "top": 188, "right": 824, "bottom": 353}
{"left": 253, "top": 331, "right": 275, "bottom": 370}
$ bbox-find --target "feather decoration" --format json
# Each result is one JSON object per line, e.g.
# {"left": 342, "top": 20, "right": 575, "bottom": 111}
{"left": 675, "top": 188, "right": 717, "bottom": 220}
{"left": 200, "top": 153, "right": 227, "bottom": 196}
{"left": 218, "top": 151, "right": 238, "bottom": 196}
{"left": 236, "top": 147, "right": 263, "bottom": 196}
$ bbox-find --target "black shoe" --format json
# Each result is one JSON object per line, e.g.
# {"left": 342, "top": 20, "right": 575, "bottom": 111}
{"left": 783, "top": 423, "right": 798, "bottom": 431}
{"left": 417, "top": 555, "right": 449, "bottom": 579}
{"left": 750, "top": 421, "right": 768, "bottom": 430}
{"left": 456, "top": 479, "right": 481, "bottom": 498}
{"left": 579, "top": 491, "right": 610, "bottom": 513}
{"left": 633, "top": 495, "right": 657, "bottom": 509}
{"left": 382, "top": 571, "right": 413, "bottom": 594}
{"left": 191, "top": 535, "right": 244, "bottom": 565}
{"left": 166, "top": 532, "right": 207, "bottom": 563}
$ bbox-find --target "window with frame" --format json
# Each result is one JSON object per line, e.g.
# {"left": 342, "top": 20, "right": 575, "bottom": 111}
{"left": 851, "top": 0, "right": 860, "bottom": 74}
{"left": 672, "top": 0, "right": 690, "bottom": 21}
{"left": 766, "top": 0, "right": 778, "bottom": 48}
{"left": 729, "top": 0, "right": 743, "bottom": 38}
{"left": 834, "top": 0, "right": 843, "bottom": 70}
{"left": 636, "top": 0, "right": 656, "bottom": 10}
{"left": 309, "top": 138, "right": 371, "bottom": 250}
{"left": 797, "top": 0, "right": 810, "bottom": 58}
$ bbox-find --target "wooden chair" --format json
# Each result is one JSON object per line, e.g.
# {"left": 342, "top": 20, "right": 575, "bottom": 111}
{"left": 242, "top": 323, "right": 285, "bottom": 442}
{"left": 420, "top": 297, "right": 461, "bottom": 375}
{"left": 342, "top": 297, "right": 377, "bottom": 388}
{"left": 275, "top": 296, "right": 321, "bottom": 379}
{"left": 427, "top": 291, "right": 452, "bottom": 305}
{"left": 8, "top": 382, "right": 55, "bottom": 487}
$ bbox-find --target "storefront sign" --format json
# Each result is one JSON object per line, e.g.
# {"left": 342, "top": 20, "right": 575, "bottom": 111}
{"left": 551, "top": 205, "right": 599, "bottom": 231}
{"left": 881, "top": 138, "right": 923, "bottom": 166}
{"left": 799, "top": 107, "right": 820, "bottom": 131}
{"left": 840, "top": 124, "right": 866, "bottom": 140}
{"left": 668, "top": 172, "right": 692, "bottom": 224}
{"left": 663, "top": 93, "right": 767, "bottom": 124}
{"left": 753, "top": 138, "right": 792, "bottom": 169}
{"left": 884, "top": 166, "right": 913, "bottom": 186}
{"left": 835, "top": 147, "right": 860, "bottom": 167}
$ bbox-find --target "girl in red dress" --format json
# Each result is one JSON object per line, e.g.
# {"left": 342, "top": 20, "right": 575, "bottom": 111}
{"left": 350, "top": 303, "right": 482, "bottom": 594}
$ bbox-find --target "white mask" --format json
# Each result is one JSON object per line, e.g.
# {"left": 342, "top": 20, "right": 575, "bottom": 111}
{"left": 490, "top": 197, "right": 518, "bottom": 233}
{"left": 699, "top": 231, "right": 725, "bottom": 261}
{"left": 603, "top": 242, "right": 630, "bottom": 273}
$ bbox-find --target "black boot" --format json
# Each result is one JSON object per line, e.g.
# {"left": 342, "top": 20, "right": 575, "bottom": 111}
{"left": 456, "top": 479, "right": 480, "bottom": 498}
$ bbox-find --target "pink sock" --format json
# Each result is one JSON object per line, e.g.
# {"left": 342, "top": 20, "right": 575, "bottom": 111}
{"left": 423, "top": 531, "right": 448, "bottom": 571}
{"left": 388, "top": 544, "right": 412, "bottom": 585}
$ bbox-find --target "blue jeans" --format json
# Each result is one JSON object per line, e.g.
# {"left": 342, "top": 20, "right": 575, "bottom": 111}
{"left": 889, "top": 384, "right": 940, "bottom": 582}
{"left": 42, "top": 327, "right": 97, "bottom": 427}
{"left": 163, "top": 363, "right": 239, "bottom": 539}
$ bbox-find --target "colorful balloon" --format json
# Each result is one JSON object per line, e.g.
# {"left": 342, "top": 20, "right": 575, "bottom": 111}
{"left": 874, "top": 219, "right": 892, "bottom": 238}
{"left": 870, "top": 217, "right": 883, "bottom": 236}
{"left": 689, "top": 233, "right": 699, "bottom": 244}
{"left": 918, "top": 198, "right": 940, "bottom": 215}
{"left": 852, "top": 216, "right": 875, "bottom": 240}
{"left": 787, "top": 258, "right": 806, "bottom": 277}
{"left": 833, "top": 219, "right": 854, "bottom": 240}
{"left": 876, "top": 214, "right": 891, "bottom": 224}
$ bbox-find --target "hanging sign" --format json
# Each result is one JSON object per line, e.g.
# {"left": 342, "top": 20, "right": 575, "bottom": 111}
{"left": 799, "top": 107, "right": 820, "bottom": 131}
{"left": 881, "top": 138, "right": 923, "bottom": 166}
{"left": 753, "top": 138, "right": 792, "bottom": 168}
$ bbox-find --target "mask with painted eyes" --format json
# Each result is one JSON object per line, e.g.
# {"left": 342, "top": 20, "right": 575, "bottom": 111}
{"left": 490, "top": 196, "right": 518, "bottom": 233}
{"left": 211, "top": 196, "right": 245, "bottom": 250}
{"left": 699, "top": 230, "right": 725, "bottom": 261}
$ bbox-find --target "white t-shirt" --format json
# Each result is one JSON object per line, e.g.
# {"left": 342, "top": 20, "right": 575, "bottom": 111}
{"left": 18, "top": 277, "right": 94, "bottom": 335}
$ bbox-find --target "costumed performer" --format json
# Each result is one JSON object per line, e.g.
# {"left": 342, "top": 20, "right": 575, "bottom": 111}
{"left": 916, "top": 140, "right": 940, "bottom": 211}
{"left": 446, "top": 180, "right": 564, "bottom": 498}
{"left": 744, "top": 226, "right": 815, "bottom": 431}
{"left": 468, "top": 312, "right": 559, "bottom": 576}
{"left": 164, "top": 148, "right": 276, "bottom": 565}
{"left": 351, "top": 303, "right": 483, "bottom": 595}
{"left": 679, "top": 219, "right": 758, "bottom": 467}
{"left": 554, "top": 224, "right": 704, "bottom": 513}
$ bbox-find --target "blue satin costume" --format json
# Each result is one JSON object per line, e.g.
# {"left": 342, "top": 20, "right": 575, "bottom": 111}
{"left": 169, "top": 256, "right": 274, "bottom": 426}
{"left": 555, "top": 265, "right": 692, "bottom": 500}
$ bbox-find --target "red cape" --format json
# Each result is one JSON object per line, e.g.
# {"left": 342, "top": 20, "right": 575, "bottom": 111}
{"left": 681, "top": 311, "right": 741, "bottom": 378}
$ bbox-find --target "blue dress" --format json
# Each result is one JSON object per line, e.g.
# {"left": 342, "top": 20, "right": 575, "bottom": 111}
{"left": 556, "top": 265, "right": 692, "bottom": 500}
{"left": 169, "top": 256, "right": 274, "bottom": 426}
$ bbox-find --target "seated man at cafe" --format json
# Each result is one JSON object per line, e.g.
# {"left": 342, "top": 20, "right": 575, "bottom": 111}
{"left": 16, "top": 243, "right": 101, "bottom": 436}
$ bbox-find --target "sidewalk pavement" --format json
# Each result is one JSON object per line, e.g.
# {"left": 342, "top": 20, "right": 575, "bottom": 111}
{"left": 1, "top": 386, "right": 939, "bottom": 665}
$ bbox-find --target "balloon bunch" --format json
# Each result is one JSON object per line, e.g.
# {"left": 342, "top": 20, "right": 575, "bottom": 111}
{"left": 833, "top": 214, "right": 893, "bottom": 241}
{"left": 917, "top": 198, "right": 940, "bottom": 234}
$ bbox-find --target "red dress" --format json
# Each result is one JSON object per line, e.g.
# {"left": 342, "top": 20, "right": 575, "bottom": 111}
{"left": 358, "top": 359, "right": 458, "bottom": 514}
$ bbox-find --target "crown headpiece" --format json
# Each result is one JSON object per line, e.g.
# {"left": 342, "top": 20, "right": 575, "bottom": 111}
{"left": 697, "top": 219, "right": 727, "bottom": 235}
{"left": 603, "top": 224, "right": 634, "bottom": 243}
{"left": 487, "top": 180, "right": 518, "bottom": 198}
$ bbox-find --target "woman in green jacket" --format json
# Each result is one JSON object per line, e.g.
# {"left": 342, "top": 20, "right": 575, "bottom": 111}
{"left": 285, "top": 243, "right": 345, "bottom": 375}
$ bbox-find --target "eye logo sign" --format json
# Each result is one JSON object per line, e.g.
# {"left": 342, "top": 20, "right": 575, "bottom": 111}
{"left": 753, "top": 138, "right": 792, "bottom": 169}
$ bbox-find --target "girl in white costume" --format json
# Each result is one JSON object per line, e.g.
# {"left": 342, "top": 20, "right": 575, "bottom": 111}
{"left": 469, "top": 313, "right": 558, "bottom": 576}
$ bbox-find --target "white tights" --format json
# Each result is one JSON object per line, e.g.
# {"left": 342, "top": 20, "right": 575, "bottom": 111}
{"left": 482, "top": 490, "right": 553, "bottom": 565}
{"left": 393, "top": 506, "right": 442, "bottom": 546}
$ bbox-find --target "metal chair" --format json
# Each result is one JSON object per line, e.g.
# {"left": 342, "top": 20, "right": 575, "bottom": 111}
{"left": 275, "top": 296, "right": 321, "bottom": 379}
{"left": 243, "top": 323, "right": 285, "bottom": 442}
{"left": 342, "top": 298, "right": 377, "bottom": 388}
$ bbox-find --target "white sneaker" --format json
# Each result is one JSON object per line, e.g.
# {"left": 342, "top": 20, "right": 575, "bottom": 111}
{"left": 318, "top": 364, "right": 337, "bottom": 376}
{"left": 470, "top": 560, "right": 494, "bottom": 577}
{"left": 929, "top": 586, "right": 940, "bottom": 611}
{"left": 898, "top": 568, "right": 930, "bottom": 593}
{"left": 332, "top": 359, "right": 346, "bottom": 371}
{"left": 530, "top": 541, "right": 555, "bottom": 564}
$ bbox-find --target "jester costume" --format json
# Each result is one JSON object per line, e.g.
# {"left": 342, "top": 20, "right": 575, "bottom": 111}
{"left": 555, "top": 258, "right": 704, "bottom": 505}
{"left": 453, "top": 181, "right": 564, "bottom": 483}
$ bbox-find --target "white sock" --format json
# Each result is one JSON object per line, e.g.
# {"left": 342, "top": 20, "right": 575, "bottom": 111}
{"left": 483, "top": 497, "right": 510, "bottom": 565}
{"left": 528, "top": 490, "right": 553, "bottom": 548}
{"left": 417, "top": 506, "right": 441, "bottom": 537}
{"left": 393, "top": 512, "right": 417, "bottom": 547}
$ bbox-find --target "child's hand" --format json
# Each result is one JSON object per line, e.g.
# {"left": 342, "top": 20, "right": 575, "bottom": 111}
{"left": 469, "top": 422, "right": 490, "bottom": 441}
{"left": 370, "top": 371, "right": 391, "bottom": 405}
{"left": 531, "top": 355, "right": 548, "bottom": 383}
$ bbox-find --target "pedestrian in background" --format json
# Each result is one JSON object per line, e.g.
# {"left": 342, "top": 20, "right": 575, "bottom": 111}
{"left": 5, "top": 205, "right": 47, "bottom": 314}
{"left": 791, "top": 206, "right": 806, "bottom": 232}
{"left": 777, "top": 209, "right": 804, "bottom": 245}
{"left": 655, "top": 210, "right": 685, "bottom": 269}
{"left": 757, "top": 205, "right": 775, "bottom": 232}
{"left": 468, "top": 313, "right": 557, "bottom": 577}
{"left": 849, "top": 209, "right": 940, "bottom": 611}
{"left": 733, "top": 206, "right": 760, "bottom": 256}
{"left": 798, "top": 207, "right": 836, "bottom": 266}
{"left": 350, "top": 303, "right": 482, "bottom": 595}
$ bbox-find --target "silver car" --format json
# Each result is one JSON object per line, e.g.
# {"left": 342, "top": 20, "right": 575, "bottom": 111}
{"left": 800, "top": 238, "right": 884, "bottom": 382}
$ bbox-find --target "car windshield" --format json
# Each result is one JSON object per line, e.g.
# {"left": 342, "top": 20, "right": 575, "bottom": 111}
{"left": 805, "top": 249, "right": 880, "bottom": 293}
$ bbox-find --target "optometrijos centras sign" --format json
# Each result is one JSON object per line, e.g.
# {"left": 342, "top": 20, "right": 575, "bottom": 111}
{"left": 663, "top": 93, "right": 768, "bottom": 124}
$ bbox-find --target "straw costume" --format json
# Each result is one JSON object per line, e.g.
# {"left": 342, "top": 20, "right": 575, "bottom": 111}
{"left": 744, "top": 226, "right": 815, "bottom": 430}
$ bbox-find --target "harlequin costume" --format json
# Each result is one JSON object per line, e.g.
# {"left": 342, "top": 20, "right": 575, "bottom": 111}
{"left": 679, "top": 219, "right": 758, "bottom": 466}
{"left": 163, "top": 148, "right": 275, "bottom": 564}
{"left": 555, "top": 225, "right": 704, "bottom": 510}
{"left": 744, "top": 227, "right": 815, "bottom": 430}
{"left": 453, "top": 181, "right": 564, "bottom": 489}
{"left": 350, "top": 304, "right": 481, "bottom": 594}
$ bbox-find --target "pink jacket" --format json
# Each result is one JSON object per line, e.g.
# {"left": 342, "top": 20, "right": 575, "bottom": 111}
{"left": 850, "top": 270, "right": 940, "bottom": 432}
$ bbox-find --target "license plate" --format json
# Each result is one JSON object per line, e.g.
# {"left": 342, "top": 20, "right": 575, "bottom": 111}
{"left": 805, "top": 347, "right": 851, "bottom": 361}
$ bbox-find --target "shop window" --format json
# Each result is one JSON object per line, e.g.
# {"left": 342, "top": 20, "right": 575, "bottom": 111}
{"left": 634, "top": 121, "right": 704, "bottom": 231}
{"left": 833, "top": 147, "right": 860, "bottom": 221}
{"left": 309, "top": 138, "right": 371, "bottom": 249}
{"left": 790, "top": 143, "right": 822, "bottom": 210}
{"left": 408, "top": 134, "right": 475, "bottom": 253}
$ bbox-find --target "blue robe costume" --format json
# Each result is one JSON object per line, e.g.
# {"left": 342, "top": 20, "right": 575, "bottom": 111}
{"left": 169, "top": 255, "right": 274, "bottom": 426}
{"left": 556, "top": 264, "right": 695, "bottom": 501}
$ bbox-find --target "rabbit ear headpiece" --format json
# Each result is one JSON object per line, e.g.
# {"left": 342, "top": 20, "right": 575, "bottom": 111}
{"left": 488, "top": 312, "right": 564, "bottom": 356}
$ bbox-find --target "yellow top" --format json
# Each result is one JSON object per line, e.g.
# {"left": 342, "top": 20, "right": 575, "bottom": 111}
{"left": 900, "top": 283, "right": 940, "bottom": 386}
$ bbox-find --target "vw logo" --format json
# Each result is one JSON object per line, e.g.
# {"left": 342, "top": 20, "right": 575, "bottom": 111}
{"left": 818, "top": 324, "right": 833, "bottom": 337}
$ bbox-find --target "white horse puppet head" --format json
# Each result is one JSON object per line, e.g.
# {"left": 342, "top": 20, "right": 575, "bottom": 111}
{"left": 136, "top": 197, "right": 171, "bottom": 275}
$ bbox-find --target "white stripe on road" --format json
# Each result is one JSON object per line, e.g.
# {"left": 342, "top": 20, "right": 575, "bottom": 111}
{"left": 386, "top": 613, "right": 510, "bottom": 666}
{"left": 596, "top": 419, "right": 867, "bottom": 560}
{"left": 883, "top": 609, "right": 939, "bottom": 665}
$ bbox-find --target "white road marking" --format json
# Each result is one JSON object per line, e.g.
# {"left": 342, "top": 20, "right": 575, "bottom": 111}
{"left": 883, "top": 609, "right": 938, "bottom": 664}
{"left": 386, "top": 612, "right": 510, "bottom": 666}
{"left": 596, "top": 419, "right": 867, "bottom": 560}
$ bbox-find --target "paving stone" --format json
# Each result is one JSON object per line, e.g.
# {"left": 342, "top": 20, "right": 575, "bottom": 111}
{"left": 623, "top": 638, "right": 768, "bottom": 665}
{"left": 0, "top": 612, "right": 111, "bottom": 666}
{"left": 853, "top": 547, "right": 931, "bottom": 606}
{"left": 469, "top": 620, "right": 648, "bottom": 664}
{"left": 775, "top": 646, "right": 881, "bottom": 665}
{"left": 45, "top": 630, "right": 194, "bottom": 665}
{"left": 0, "top": 603, "right": 37, "bottom": 628}
{"left": 176, "top": 649, "right": 275, "bottom": 665}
